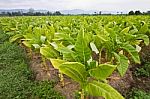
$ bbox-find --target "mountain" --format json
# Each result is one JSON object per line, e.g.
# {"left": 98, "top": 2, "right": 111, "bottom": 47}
{"left": 60, "top": 9, "right": 85, "bottom": 14}
{"left": 0, "top": 9, "right": 48, "bottom": 13}
{"left": 59, "top": 9, "right": 127, "bottom": 14}
{"left": 0, "top": 9, "right": 128, "bottom": 14}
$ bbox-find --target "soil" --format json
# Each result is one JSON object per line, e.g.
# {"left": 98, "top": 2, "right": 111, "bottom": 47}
{"left": 23, "top": 44, "right": 150, "bottom": 99}
{"left": 108, "top": 68, "right": 134, "bottom": 97}
{"left": 25, "top": 48, "right": 80, "bottom": 99}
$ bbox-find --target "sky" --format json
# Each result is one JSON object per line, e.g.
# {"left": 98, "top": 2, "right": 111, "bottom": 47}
{"left": 0, "top": 0, "right": 150, "bottom": 12}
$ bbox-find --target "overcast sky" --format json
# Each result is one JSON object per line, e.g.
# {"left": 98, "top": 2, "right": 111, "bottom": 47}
{"left": 0, "top": 0, "right": 150, "bottom": 11}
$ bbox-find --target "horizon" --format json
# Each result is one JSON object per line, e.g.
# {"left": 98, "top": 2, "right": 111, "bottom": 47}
{"left": 0, "top": 0, "right": 150, "bottom": 12}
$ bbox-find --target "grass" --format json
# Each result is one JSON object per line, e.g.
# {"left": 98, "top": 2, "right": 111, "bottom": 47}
{"left": 134, "top": 62, "right": 150, "bottom": 77}
{"left": 0, "top": 32, "right": 64, "bottom": 99}
{"left": 127, "top": 89, "right": 150, "bottom": 99}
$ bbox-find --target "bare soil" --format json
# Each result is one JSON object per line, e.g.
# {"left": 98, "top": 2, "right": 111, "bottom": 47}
{"left": 23, "top": 44, "right": 150, "bottom": 99}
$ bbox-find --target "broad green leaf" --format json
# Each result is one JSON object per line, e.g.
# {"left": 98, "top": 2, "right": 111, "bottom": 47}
{"left": 54, "top": 33, "right": 75, "bottom": 44}
{"left": 32, "top": 44, "right": 40, "bottom": 49}
{"left": 89, "top": 64, "right": 116, "bottom": 80}
{"left": 113, "top": 52, "right": 129, "bottom": 76}
{"left": 45, "top": 26, "right": 55, "bottom": 41}
{"left": 120, "top": 27, "right": 130, "bottom": 34}
{"left": 136, "top": 34, "right": 149, "bottom": 46}
{"left": 50, "top": 42, "right": 58, "bottom": 49}
{"left": 50, "top": 59, "right": 66, "bottom": 69}
{"left": 40, "top": 46, "right": 59, "bottom": 59}
{"left": 9, "top": 34, "right": 23, "bottom": 43}
{"left": 87, "top": 59, "right": 97, "bottom": 70}
{"left": 86, "top": 81, "right": 124, "bottom": 99}
{"left": 129, "top": 25, "right": 138, "bottom": 34}
{"left": 59, "top": 62, "right": 87, "bottom": 83}
{"left": 75, "top": 29, "right": 91, "bottom": 64}
{"left": 57, "top": 44, "right": 74, "bottom": 54}
{"left": 121, "top": 43, "right": 140, "bottom": 64}
{"left": 139, "top": 23, "right": 149, "bottom": 34}
{"left": 22, "top": 41, "right": 32, "bottom": 48}
{"left": 67, "top": 45, "right": 74, "bottom": 49}
{"left": 55, "top": 44, "right": 76, "bottom": 61}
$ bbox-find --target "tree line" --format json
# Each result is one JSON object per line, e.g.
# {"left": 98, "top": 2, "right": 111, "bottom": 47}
{"left": 0, "top": 11, "right": 62, "bottom": 16}
{"left": 128, "top": 10, "right": 150, "bottom": 15}
{"left": 0, "top": 9, "right": 150, "bottom": 16}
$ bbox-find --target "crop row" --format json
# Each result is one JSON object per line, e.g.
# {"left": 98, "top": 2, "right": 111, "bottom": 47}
{"left": 0, "top": 16, "right": 150, "bottom": 99}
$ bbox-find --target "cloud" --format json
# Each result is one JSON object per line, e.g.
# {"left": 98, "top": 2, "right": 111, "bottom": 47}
{"left": 0, "top": 0, "right": 150, "bottom": 11}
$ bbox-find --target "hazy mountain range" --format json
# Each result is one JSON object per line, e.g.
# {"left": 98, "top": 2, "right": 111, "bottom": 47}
{"left": 0, "top": 9, "right": 128, "bottom": 14}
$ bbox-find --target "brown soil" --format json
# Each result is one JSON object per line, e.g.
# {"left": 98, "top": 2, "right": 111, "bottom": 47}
{"left": 108, "top": 67, "right": 134, "bottom": 97}
{"left": 23, "top": 44, "right": 150, "bottom": 99}
{"left": 54, "top": 76, "right": 80, "bottom": 99}
{"left": 25, "top": 48, "right": 80, "bottom": 99}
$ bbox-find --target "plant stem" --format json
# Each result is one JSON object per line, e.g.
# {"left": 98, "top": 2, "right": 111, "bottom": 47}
{"left": 59, "top": 73, "right": 65, "bottom": 87}
{"left": 81, "top": 89, "right": 84, "bottom": 99}
{"left": 99, "top": 49, "right": 102, "bottom": 64}
{"left": 42, "top": 56, "right": 51, "bottom": 78}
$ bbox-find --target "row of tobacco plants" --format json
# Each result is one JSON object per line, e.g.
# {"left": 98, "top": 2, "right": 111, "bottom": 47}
{"left": 0, "top": 16, "right": 150, "bottom": 99}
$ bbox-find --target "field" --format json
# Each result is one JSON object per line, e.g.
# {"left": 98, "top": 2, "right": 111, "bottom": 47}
{"left": 0, "top": 15, "right": 150, "bottom": 99}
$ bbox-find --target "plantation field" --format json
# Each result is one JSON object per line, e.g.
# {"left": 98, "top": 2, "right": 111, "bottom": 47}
{"left": 0, "top": 16, "right": 150, "bottom": 99}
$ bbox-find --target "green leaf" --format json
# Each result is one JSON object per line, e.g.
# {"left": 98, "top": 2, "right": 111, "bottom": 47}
{"left": 136, "top": 34, "right": 149, "bottom": 46}
{"left": 89, "top": 64, "right": 116, "bottom": 80}
{"left": 40, "top": 46, "right": 59, "bottom": 59}
{"left": 121, "top": 43, "right": 140, "bottom": 64}
{"left": 59, "top": 62, "right": 87, "bottom": 83}
{"left": 22, "top": 41, "right": 32, "bottom": 48}
{"left": 86, "top": 81, "right": 124, "bottom": 99}
{"left": 120, "top": 27, "right": 130, "bottom": 34}
{"left": 45, "top": 26, "right": 55, "bottom": 41}
{"left": 113, "top": 52, "right": 129, "bottom": 76}
{"left": 139, "top": 23, "right": 149, "bottom": 34}
{"left": 32, "top": 44, "right": 41, "bottom": 49}
{"left": 9, "top": 34, "right": 23, "bottom": 43}
{"left": 50, "top": 59, "right": 66, "bottom": 69}
{"left": 55, "top": 44, "right": 76, "bottom": 61}
{"left": 54, "top": 33, "right": 75, "bottom": 44}
{"left": 75, "top": 29, "right": 91, "bottom": 64}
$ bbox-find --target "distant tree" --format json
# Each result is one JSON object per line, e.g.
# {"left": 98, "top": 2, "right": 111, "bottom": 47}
{"left": 47, "top": 11, "right": 52, "bottom": 16}
{"left": 128, "top": 11, "right": 135, "bottom": 15}
{"left": 28, "top": 8, "right": 34, "bottom": 15}
{"left": 93, "top": 12, "right": 97, "bottom": 15}
{"left": 29, "top": 8, "right": 34, "bottom": 13}
{"left": 147, "top": 11, "right": 150, "bottom": 14}
{"left": 135, "top": 10, "right": 142, "bottom": 15}
{"left": 53, "top": 11, "right": 61, "bottom": 15}
{"left": 7, "top": 12, "right": 12, "bottom": 16}
{"left": 99, "top": 11, "right": 101, "bottom": 15}
{"left": 1, "top": 12, "right": 6, "bottom": 15}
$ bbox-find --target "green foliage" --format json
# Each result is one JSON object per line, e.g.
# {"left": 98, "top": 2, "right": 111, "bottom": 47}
{"left": 89, "top": 64, "right": 117, "bottom": 80}
{"left": 59, "top": 62, "right": 87, "bottom": 83}
{"left": 0, "top": 31, "right": 10, "bottom": 43}
{"left": 135, "top": 62, "right": 150, "bottom": 77}
{"left": 74, "top": 29, "right": 92, "bottom": 65}
{"left": 86, "top": 81, "right": 124, "bottom": 99}
{"left": 121, "top": 43, "right": 140, "bottom": 64}
{"left": 128, "top": 89, "right": 150, "bottom": 99}
{"left": 0, "top": 42, "right": 63, "bottom": 99}
{"left": 32, "top": 81, "right": 64, "bottom": 99}
{"left": 113, "top": 52, "right": 129, "bottom": 76}
{"left": 1, "top": 16, "right": 150, "bottom": 99}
